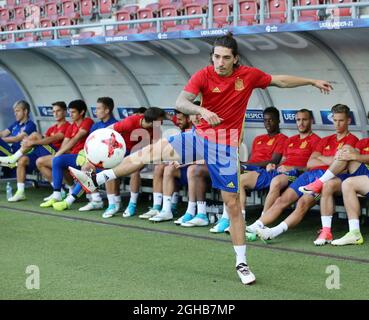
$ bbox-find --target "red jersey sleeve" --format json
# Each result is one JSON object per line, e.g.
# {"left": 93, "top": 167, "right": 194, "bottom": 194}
{"left": 183, "top": 69, "right": 205, "bottom": 95}
{"left": 80, "top": 118, "right": 94, "bottom": 133}
{"left": 346, "top": 134, "right": 359, "bottom": 147}
{"left": 59, "top": 122, "right": 70, "bottom": 135}
{"left": 65, "top": 124, "right": 73, "bottom": 139}
{"left": 282, "top": 138, "right": 291, "bottom": 157}
{"left": 250, "top": 67, "right": 272, "bottom": 89}
{"left": 113, "top": 117, "right": 135, "bottom": 134}
{"left": 45, "top": 125, "right": 54, "bottom": 137}
{"left": 314, "top": 136, "right": 329, "bottom": 154}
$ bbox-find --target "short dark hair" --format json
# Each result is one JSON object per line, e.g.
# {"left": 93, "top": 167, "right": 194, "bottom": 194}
{"left": 296, "top": 108, "right": 313, "bottom": 119}
{"left": 68, "top": 99, "right": 87, "bottom": 115}
{"left": 263, "top": 106, "right": 280, "bottom": 121}
{"left": 136, "top": 107, "right": 147, "bottom": 114}
{"left": 210, "top": 32, "right": 240, "bottom": 68}
{"left": 52, "top": 101, "right": 67, "bottom": 110}
{"left": 14, "top": 100, "right": 30, "bottom": 115}
{"left": 97, "top": 97, "right": 114, "bottom": 113}
{"left": 331, "top": 104, "right": 350, "bottom": 117}
{"left": 144, "top": 107, "right": 166, "bottom": 123}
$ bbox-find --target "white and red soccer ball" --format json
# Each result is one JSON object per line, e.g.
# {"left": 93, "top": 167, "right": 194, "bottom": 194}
{"left": 84, "top": 128, "right": 126, "bottom": 169}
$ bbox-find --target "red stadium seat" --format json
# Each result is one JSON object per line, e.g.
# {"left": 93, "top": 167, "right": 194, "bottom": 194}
{"left": 145, "top": 2, "right": 160, "bottom": 17}
{"left": 212, "top": 1, "right": 230, "bottom": 28}
{"left": 61, "top": 0, "right": 80, "bottom": 20}
{"left": 80, "top": 0, "right": 95, "bottom": 19}
{"left": 5, "top": 22, "right": 19, "bottom": 41}
{"left": 22, "top": 21, "right": 38, "bottom": 41}
{"left": 57, "top": 16, "right": 75, "bottom": 37}
{"left": 0, "top": 8, "right": 11, "bottom": 26}
{"left": 265, "top": 0, "right": 287, "bottom": 23}
{"left": 160, "top": 5, "right": 177, "bottom": 31}
{"left": 45, "top": 2, "right": 60, "bottom": 22}
{"left": 115, "top": 9, "right": 130, "bottom": 32}
{"left": 6, "top": 0, "right": 17, "bottom": 10}
{"left": 330, "top": 0, "right": 352, "bottom": 17}
{"left": 13, "top": 5, "right": 26, "bottom": 25}
{"left": 19, "top": 0, "right": 31, "bottom": 5}
{"left": 297, "top": 0, "right": 320, "bottom": 21}
{"left": 238, "top": 0, "right": 258, "bottom": 25}
{"left": 39, "top": 17, "right": 54, "bottom": 38}
{"left": 184, "top": 3, "right": 203, "bottom": 29}
{"left": 123, "top": 4, "right": 139, "bottom": 19}
{"left": 99, "top": 0, "right": 116, "bottom": 17}
{"left": 137, "top": 8, "right": 156, "bottom": 33}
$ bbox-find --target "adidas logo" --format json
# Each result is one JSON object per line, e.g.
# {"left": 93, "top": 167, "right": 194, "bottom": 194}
{"left": 227, "top": 181, "right": 235, "bottom": 188}
{"left": 212, "top": 87, "right": 221, "bottom": 93}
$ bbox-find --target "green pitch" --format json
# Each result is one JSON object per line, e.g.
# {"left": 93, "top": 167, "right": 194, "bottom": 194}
{"left": 1, "top": 183, "right": 369, "bottom": 300}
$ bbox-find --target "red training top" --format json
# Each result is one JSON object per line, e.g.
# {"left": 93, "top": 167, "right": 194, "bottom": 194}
{"left": 356, "top": 138, "right": 369, "bottom": 155}
{"left": 184, "top": 65, "right": 272, "bottom": 146}
{"left": 248, "top": 133, "right": 287, "bottom": 164}
{"left": 65, "top": 117, "right": 94, "bottom": 154}
{"left": 45, "top": 122, "right": 70, "bottom": 150}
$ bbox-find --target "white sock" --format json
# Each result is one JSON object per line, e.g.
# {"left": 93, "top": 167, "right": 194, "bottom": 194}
{"left": 91, "top": 192, "right": 102, "bottom": 202}
{"left": 107, "top": 194, "right": 116, "bottom": 206}
{"left": 319, "top": 170, "right": 335, "bottom": 183}
{"left": 12, "top": 150, "right": 23, "bottom": 162}
{"left": 197, "top": 201, "right": 206, "bottom": 214}
{"left": 65, "top": 195, "right": 76, "bottom": 206}
{"left": 261, "top": 211, "right": 265, "bottom": 216}
{"left": 17, "top": 182, "right": 25, "bottom": 193}
{"left": 115, "top": 195, "right": 121, "bottom": 205}
{"left": 162, "top": 195, "right": 172, "bottom": 213}
{"left": 186, "top": 201, "right": 196, "bottom": 216}
{"left": 321, "top": 215, "right": 333, "bottom": 229}
{"left": 248, "top": 219, "right": 264, "bottom": 233}
{"left": 348, "top": 219, "right": 360, "bottom": 232}
{"left": 52, "top": 191, "right": 62, "bottom": 201}
{"left": 241, "top": 210, "right": 246, "bottom": 220}
{"left": 222, "top": 203, "right": 229, "bottom": 219}
{"left": 171, "top": 192, "right": 179, "bottom": 204}
{"left": 96, "top": 169, "right": 116, "bottom": 185}
{"left": 234, "top": 245, "right": 247, "bottom": 266}
{"left": 271, "top": 222, "right": 288, "bottom": 239}
{"left": 66, "top": 184, "right": 74, "bottom": 193}
{"left": 86, "top": 193, "right": 92, "bottom": 201}
{"left": 153, "top": 192, "right": 163, "bottom": 207}
{"left": 130, "top": 192, "right": 139, "bottom": 204}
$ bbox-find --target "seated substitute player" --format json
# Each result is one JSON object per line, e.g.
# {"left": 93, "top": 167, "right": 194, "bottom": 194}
{"left": 246, "top": 109, "right": 320, "bottom": 233}
{"left": 39, "top": 100, "right": 94, "bottom": 207}
{"left": 52, "top": 97, "right": 119, "bottom": 215}
{"left": 0, "top": 100, "right": 37, "bottom": 160}
{"left": 0, "top": 101, "right": 70, "bottom": 202}
{"left": 255, "top": 104, "right": 358, "bottom": 242}
{"left": 298, "top": 131, "right": 369, "bottom": 245}
{"left": 139, "top": 110, "right": 195, "bottom": 220}
{"left": 69, "top": 33, "right": 332, "bottom": 285}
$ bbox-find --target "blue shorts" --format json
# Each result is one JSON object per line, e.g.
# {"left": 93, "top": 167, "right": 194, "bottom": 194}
{"left": 0, "top": 138, "right": 14, "bottom": 156}
{"left": 240, "top": 164, "right": 300, "bottom": 190}
{"left": 178, "top": 166, "right": 188, "bottom": 186}
{"left": 290, "top": 169, "right": 325, "bottom": 198}
{"left": 351, "top": 163, "right": 369, "bottom": 177}
{"left": 168, "top": 129, "right": 239, "bottom": 193}
{"left": 26, "top": 145, "right": 57, "bottom": 171}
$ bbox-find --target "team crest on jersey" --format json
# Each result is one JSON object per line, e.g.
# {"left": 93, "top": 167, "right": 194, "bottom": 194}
{"left": 299, "top": 141, "right": 308, "bottom": 149}
{"left": 288, "top": 143, "right": 294, "bottom": 148}
{"left": 267, "top": 138, "right": 275, "bottom": 146}
{"left": 325, "top": 145, "right": 330, "bottom": 150}
{"left": 364, "top": 147, "right": 369, "bottom": 152}
{"left": 235, "top": 78, "right": 245, "bottom": 91}
{"left": 337, "top": 142, "right": 344, "bottom": 149}
{"left": 257, "top": 141, "right": 262, "bottom": 145}
{"left": 212, "top": 87, "right": 221, "bottom": 93}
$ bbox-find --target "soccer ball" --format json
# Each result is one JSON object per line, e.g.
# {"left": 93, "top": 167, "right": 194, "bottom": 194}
{"left": 84, "top": 128, "right": 126, "bottom": 169}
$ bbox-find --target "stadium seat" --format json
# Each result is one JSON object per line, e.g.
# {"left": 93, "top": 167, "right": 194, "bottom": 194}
{"left": 160, "top": 5, "right": 177, "bottom": 31}
{"left": 137, "top": 8, "right": 156, "bottom": 33}
{"left": 75, "top": 30, "right": 95, "bottom": 38}
{"left": 18, "top": 0, "right": 31, "bottom": 5}
{"left": 265, "top": 0, "right": 287, "bottom": 23}
{"left": 99, "top": 0, "right": 116, "bottom": 17}
{"left": 238, "top": 0, "right": 258, "bottom": 25}
{"left": 212, "top": 1, "right": 230, "bottom": 28}
{"left": 13, "top": 5, "right": 26, "bottom": 25}
{"left": 330, "top": 0, "right": 352, "bottom": 17}
{"left": 45, "top": 1, "right": 60, "bottom": 22}
{"left": 61, "top": 0, "right": 81, "bottom": 20}
{"left": 0, "top": 8, "right": 10, "bottom": 26}
{"left": 123, "top": 4, "right": 139, "bottom": 19}
{"left": 39, "top": 17, "right": 54, "bottom": 39}
{"left": 115, "top": 9, "right": 130, "bottom": 32}
{"left": 80, "top": 0, "right": 95, "bottom": 20}
{"left": 145, "top": 2, "right": 160, "bottom": 17}
{"left": 5, "top": 22, "right": 19, "bottom": 41}
{"left": 6, "top": 0, "right": 17, "bottom": 10}
{"left": 22, "top": 21, "right": 38, "bottom": 41}
{"left": 297, "top": 0, "right": 321, "bottom": 21}
{"left": 184, "top": 3, "right": 203, "bottom": 29}
{"left": 57, "top": 16, "right": 75, "bottom": 37}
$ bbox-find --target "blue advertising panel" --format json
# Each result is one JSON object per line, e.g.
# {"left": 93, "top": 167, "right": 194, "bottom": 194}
{"left": 281, "top": 110, "right": 315, "bottom": 124}
{"left": 38, "top": 106, "right": 53, "bottom": 117}
{"left": 245, "top": 109, "right": 264, "bottom": 123}
{"left": 90, "top": 107, "right": 97, "bottom": 118}
{"left": 117, "top": 107, "right": 138, "bottom": 119}
{"left": 320, "top": 110, "right": 356, "bottom": 125}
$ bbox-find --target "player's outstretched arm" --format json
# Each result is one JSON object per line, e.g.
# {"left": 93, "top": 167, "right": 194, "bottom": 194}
{"left": 270, "top": 75, "right": 333, "bottom": 94}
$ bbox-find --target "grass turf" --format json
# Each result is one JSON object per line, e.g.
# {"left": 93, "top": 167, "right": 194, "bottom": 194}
{"left": 1, "top": 184, "right": 369, "bottom": 300}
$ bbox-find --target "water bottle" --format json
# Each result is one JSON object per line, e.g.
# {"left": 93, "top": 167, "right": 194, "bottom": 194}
{"left": 6, "top": 182, "right": 12, "bottom": 200}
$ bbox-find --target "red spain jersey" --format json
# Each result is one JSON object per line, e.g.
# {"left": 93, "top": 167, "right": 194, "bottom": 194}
{"left": 312, "top": 133, "right": 359, "bottom": 170}
{"left": 45, "top": 122, "right": 70, "bottom": 150}
{"left": 356, "top": 138, "right": 369, "bottom": 155}
{"left": 65, "top": 117, "right": 94, "bottom": 154}
{"left": 281, "top": 133, "right": 321, "bottom": 167}
{"left": 184, "top": 65, "right": 272, "bottom": 146}
{"left": 248, "top": 133, "right": 287, "bottom": 164}
{"left": 113, "top": 114, "right": 153, "bottom": 152}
